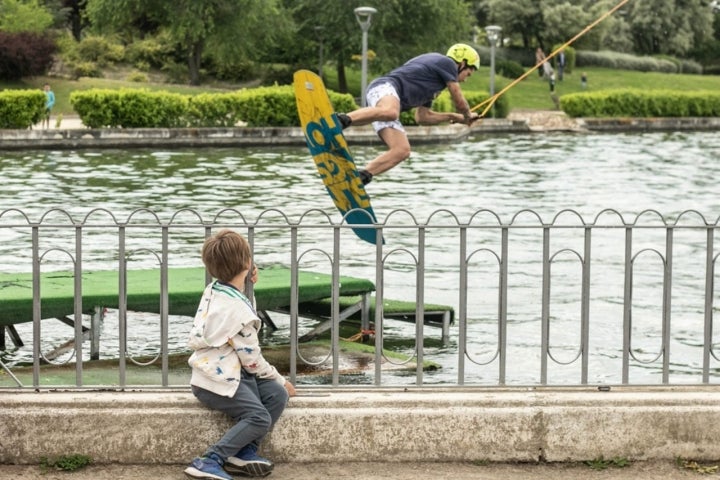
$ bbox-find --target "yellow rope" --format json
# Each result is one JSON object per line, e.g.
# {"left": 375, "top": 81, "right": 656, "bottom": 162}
{"left": 472, "top": 0, "right": 631, "bottom": 119}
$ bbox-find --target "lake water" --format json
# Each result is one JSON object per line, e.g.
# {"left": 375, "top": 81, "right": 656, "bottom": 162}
{"left": 1, "top": 130, "right": 719, "bottom": 386}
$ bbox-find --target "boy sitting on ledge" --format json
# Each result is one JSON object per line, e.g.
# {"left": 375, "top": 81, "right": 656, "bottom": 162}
{"left": 185, "top": 229, "right": 296, "bottom": 480}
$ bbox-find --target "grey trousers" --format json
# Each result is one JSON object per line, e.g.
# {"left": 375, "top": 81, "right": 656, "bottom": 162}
{"left": 192, "top": 370, "right": 289, "bottom": 461}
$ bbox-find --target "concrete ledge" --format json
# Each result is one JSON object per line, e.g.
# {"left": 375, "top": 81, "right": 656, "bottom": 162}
{"left": 3, "top": 116, "right": 716, "bottom": 150}
{"left": 578, "top": 116, "right": 720, "bottom": 132}
{"left": 0, "top": 121, "right": 529, "bottom": 150}
{"left": 2, "top": 387, "right": 720, "bottom": 464}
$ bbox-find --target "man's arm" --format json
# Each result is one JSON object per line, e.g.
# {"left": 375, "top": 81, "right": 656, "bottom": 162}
{"left": 414, "top": 82, "right": 479, "bottom": 125}
{"left": 414, "top": 105, "right": 463, "bottom": 125}
{"left": 447, "top": 81, "right": 475, "bottom": 123}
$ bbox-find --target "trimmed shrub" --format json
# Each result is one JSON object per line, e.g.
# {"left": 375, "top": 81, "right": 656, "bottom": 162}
{"left": 0, "top": 32, "right": 56, "bottom": 80}
{"left": 576, "top": 50, "right": 681, "bottom": 73}
{"left": 187, "top": 92, "right": 245, "bottom": 127}
{"left": 0, "top": 90, "right": 46, "bottom": 129}
{"left": 71, "top": 61, "right": 103, "bottom": 79}
{"left": 124, "top": 36, "right": 173, "bottom": 70}
{"left": 70, "top": 89, "right": 188, "bottom": 128}
{"left": 76, "top": 36, "right": 125, "bottom": 67}
{"left": 560, "top": 89, "right": 720, "bottom": 117}
{"left": 327, "top": 91, "right": 358, "bottom": 118}
{"left": 497, "top": 59, "right": 525, "bottom": 79}
{"left": 69, "top": 89, "right": 121, "bottom": 128}
{"left": 70, "top": 86, "right": 357, "bottom": 128}
{"left": 115, "top": 90, "right": 188, "bottom": 128}
{"left": 126, "top": 71, "right": 148, "bottom": 83}
{"left": 235, "top": 86, "right": 297, "bottom": 127}
{"left": 235, "top": 86, "right": 356, "bottom": 127}
{"left": 678, "top": 59, "right": 703, "bottom": 75}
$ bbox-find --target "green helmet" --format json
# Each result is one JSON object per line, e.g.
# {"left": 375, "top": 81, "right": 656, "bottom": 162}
{"left": 446, "top": 43, "right": 480, "bottom": 70}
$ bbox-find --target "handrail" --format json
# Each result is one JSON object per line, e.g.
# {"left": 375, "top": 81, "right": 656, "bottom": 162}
{"left": 0, "top": 207, "right": 718, "bottom": 389}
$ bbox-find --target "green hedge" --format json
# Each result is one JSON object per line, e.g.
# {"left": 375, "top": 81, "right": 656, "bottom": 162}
{"left": 70, "top": 86, "right": 358, "bottom": 128}
{"left": 235, "top": 86, "right": 298, "bottom": 127}
{"left": 560, "top": 89, "right": 720, "bottom": 117}
{"left": 67, "top": 85, "right": 512, "bottom": 128}
{"left": 0, "top": 90, "right": 45, "bottom": 129}
{"left": 70, "top": 89, "right": 189, "bottom": 128}
{"left": 574, "top": 50, "right": 702, "bottom": 74}
{"left": 187, "top": 92, "right": 245, "bottom": 127}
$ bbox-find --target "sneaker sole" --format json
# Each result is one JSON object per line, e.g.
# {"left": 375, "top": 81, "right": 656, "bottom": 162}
{"left": 184, "top": 465, "right": 232, "bottom": 480}
{"left": 224, "top": 461, "right": 274, "bottom": 477}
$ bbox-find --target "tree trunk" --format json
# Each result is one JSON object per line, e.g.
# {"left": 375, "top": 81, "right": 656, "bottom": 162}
{"left": 188, "top": 40, "right": 203, "bottom": 85}
{"left": 336, "top": 56, "right": 347, "bottom": 93}
{"left": 68, "top": 0, "right": 84, "bottom": 41}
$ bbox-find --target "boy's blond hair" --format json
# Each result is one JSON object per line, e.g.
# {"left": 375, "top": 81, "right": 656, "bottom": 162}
{"left": 201, "top": 229, "right": 252, "bottom": 283}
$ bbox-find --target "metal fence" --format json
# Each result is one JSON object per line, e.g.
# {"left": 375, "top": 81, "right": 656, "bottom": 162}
{"left": 0, "top": 207, "right": 718, "bottom": 389}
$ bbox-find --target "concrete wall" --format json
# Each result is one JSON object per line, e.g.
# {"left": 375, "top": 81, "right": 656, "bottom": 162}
{"left": 4, "top": 117, "right": 718, "bottom": 150}
{"left": 0, "top": 123, "right": 518, "bottom": 151}
{"left": 2, "top": 387, "right": 720, "bottom": 465}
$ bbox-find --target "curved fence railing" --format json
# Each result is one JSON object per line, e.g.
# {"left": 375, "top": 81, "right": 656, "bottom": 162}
{"left": 0, "top": 207, "right": 718, "bottom": 389}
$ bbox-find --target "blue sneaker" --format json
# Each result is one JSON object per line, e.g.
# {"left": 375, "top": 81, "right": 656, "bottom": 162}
{"left": 225, "top": 444, "right": 274, "bottom": 477}
{"left": 184, "top": 453, "right": 233, "bottom": 480}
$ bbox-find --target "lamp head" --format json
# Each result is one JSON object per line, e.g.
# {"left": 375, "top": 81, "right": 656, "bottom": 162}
{"left": 485, "top": 25, "right": 502, "bottom": 44}
{"left": 354, "top": 6, "right": 377, "bottom": 19}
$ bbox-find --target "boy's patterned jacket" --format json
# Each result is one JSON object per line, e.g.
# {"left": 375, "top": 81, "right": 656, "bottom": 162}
{"left": 187, "top": 281, "right": 285, "bottom": 397}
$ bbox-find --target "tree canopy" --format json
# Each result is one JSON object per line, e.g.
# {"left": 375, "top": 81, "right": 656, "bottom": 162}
{"left": 86, "top": 0, "right": 288, "bottom": 84}
{"left": 479, "top": 0, "right": 716, "bottom": 57}
{"left": 4, "top": 0, "right": 718, "bottom": 85}
{"left": 0, "top": 0, "right": 53, "bottom": 33}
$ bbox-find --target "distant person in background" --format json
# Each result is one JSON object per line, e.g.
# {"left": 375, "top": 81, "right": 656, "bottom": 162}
{"left": 42, "top": 84, "right": 55, "bottom": 129}
{"left": 556, "top": 49, "right": 566, "bottom": 81}
{"left": 535, "top": 48, "right": 546, "bottom": 78}
{"left": 581, "top": 72, "right": 588, "bottom": 89}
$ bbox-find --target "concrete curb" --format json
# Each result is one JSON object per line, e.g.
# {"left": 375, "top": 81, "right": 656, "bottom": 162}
{"left": 577, "top": 116, "right": 720, "bottom": 132}
{"left": 5, "top": 116, "right": 719, "bottom": 150}
{"left": 0, "top": 122, "right": 528, "bottom": 150}
{"left": 2, "top": 387, "right": 720, "bottom": 465}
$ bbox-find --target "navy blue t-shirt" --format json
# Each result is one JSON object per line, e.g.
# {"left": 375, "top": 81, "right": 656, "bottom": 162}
{"left": 368, "top": 53, "right": 458, "bottom": 112}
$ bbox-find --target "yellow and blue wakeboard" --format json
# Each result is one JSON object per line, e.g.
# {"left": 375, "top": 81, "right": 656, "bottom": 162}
{"left": 293, "top": 69, "right": 381, "bottom": 245}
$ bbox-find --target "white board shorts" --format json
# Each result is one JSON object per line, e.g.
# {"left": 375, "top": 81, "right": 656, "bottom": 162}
{"left": 366, "top": 82, "right": 406, "bottom": 134}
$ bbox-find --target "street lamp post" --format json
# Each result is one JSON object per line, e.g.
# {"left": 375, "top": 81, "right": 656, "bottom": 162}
{"left": 354, "top": 6, "right": 377, "bottom": 107}
{"left": 485, "top": 25, "right": 502, "bottom": 117}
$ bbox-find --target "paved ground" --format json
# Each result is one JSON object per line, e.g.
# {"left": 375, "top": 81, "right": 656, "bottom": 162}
{"left": 507, "top": 108, "right": 583, "bottom": 131}
{"left": 35, "top": 115, "right": 85, "bottom": 130}
{"left": 0, "top": 460, "right": 709, "bottom": 480}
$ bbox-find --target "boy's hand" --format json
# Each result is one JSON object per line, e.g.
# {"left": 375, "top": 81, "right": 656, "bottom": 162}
{"left": 284, "top": 381, "right": 297, "bottom": 397}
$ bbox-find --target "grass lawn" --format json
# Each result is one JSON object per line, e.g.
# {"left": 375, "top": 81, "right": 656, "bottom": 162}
{"left": 6, "top": 65, "right": 720, "bottom": 117}
{"left": 326, "top": 65, "right": 720, "bottom": 112}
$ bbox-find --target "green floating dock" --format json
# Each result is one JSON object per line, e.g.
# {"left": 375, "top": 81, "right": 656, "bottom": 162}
{"left": 0, "top": 266, "right": 454, "bottom": 344}
{"left": 0, "top": 266, "right": 374, "bottom": 326}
